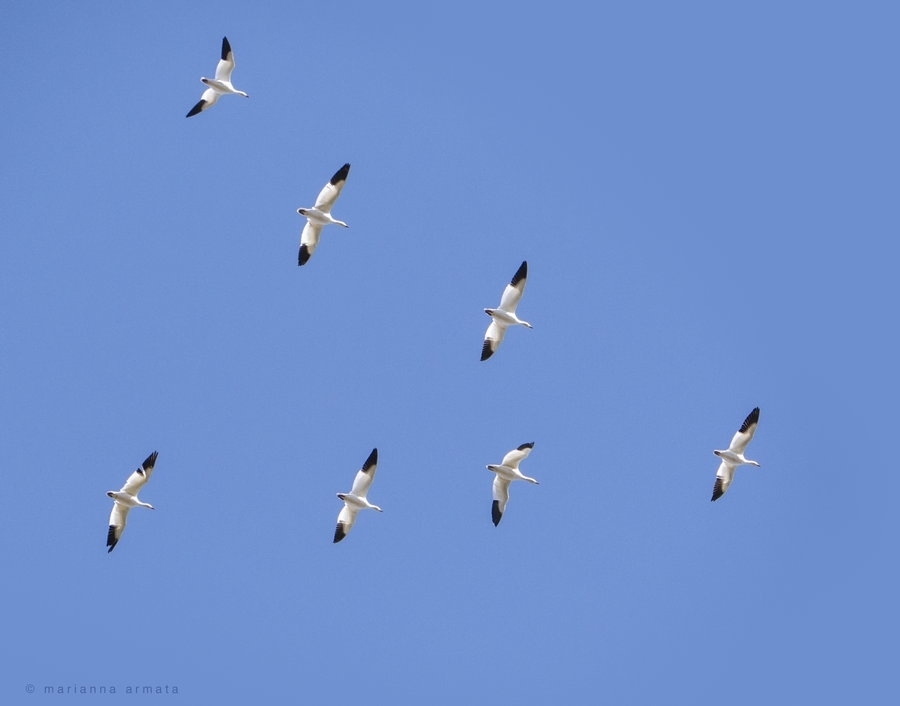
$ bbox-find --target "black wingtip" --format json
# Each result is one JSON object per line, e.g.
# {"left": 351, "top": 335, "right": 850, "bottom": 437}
{"left": 739, "top": 407, "right": 760, "bottom": 433}
{"left": 298, "top": 244, "right": 311, "bottom": 266}
{"left": 517, "top": 442, "right": 535, "bottom": 451}
{"left": 106, "top": 526, "right": 118, "bottom": 553}
{"left": 362, "top": 448, "right": 378, "bottom": 473}
{"left": 333, "top": 523, "right": 346, "bottom": 543}
{"left": 491, "top": 500, "right": 502, "bottom": 526}
{"left": 510, "top": 261, "right": 527, "bottom": 287}
{"left": 142, "top": 451, "right": 159, "bottom": 470}
{"left": 711, "top": 478, "right": 725, "bottom": 502}
{"left": 221, "top": 36, "right": 232, "bottom": 60}
{"left": 481, "top": 340, "right": 493, "bottom": 361}
{"left": 186, "top": 100, "right": 206, "bottom": 118}
{"left": 330, "top": 163, "right": 351, "bottom": 185}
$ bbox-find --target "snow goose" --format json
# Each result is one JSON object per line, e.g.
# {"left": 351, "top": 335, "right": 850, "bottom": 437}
{"left": 481, "top": 261, "right": 532, "bottom": 361}
{"left": 186, "top": 37, "right": 248, "bottom": 117}
{"left": 106, "top": 451, "right": 158, "bottom": 552}
{"left": 488, "top": 442, "right": 538, "bottom": 525}
{"left": 297, "top": 163, "right": 351, "bottom": 266}
{"left": 334, "top": 448, "right": 381, "bottom": 543}
{"left": 711, "top": 407, "right": 761, "bottom": 501}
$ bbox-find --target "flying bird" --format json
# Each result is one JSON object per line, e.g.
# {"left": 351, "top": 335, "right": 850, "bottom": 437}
{"left": 186, "top": 36, "right": 248, "bottom": 117}
{"left": 334, "top": 448, "right": 381, "bottom": 543}
{"left": 711, "top": 407, "right": 761, "bottom": 501}
{"left": 106, "top": 451, "right": 158, "bottom": 552}
{"left": 487, "top": 442, "right": 539, "bottom": 525}
{"left": 297, "top": 163, "right": 351, "bottom": 265}
{"left": 481, "top": 261, "right": 532, "bottom": 361}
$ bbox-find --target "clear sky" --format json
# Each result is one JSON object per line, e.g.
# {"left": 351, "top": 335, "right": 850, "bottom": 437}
{"left": 2, "top": 1, "right": 897, "bottom": 703}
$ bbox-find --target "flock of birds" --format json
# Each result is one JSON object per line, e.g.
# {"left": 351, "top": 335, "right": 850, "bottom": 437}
{"left": 105, "top": 36, "right": 764, "bottom": 552}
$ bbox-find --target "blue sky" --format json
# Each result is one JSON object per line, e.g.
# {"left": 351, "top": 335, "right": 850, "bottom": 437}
{"left": 2, "top": 1, "right": 897, "bottom": 703}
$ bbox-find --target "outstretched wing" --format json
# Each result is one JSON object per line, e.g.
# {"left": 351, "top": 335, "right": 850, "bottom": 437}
{"left": 333, "top": 504, "right": 359, "bottom": 543}
{"left": 120, "top": 452, "right": 158, "bottom": 496}
{"left": 214, "top": 36, "right": 236, "bottom": 82}
{"left": 711, "top": 460, "right": 734, "bottom": 502}
{"left": 314, "top": 163, "right": 351, "bottom": 213}
{"left": 298, "top": 221, "right": 323, "bottom": 265}
{"left": 492, "top": 475, "right": 511, "bottom": 526}
{"left": 107, "top": 502, "right": 130, "bottom": 552}
{"left": 728, "top": 407, "right": 759, "bottom": 455}
{"left": 497, "top": 261, "right": 527, "bottom": 314}
{"left": 500, "top": 442, "right": 534, "bottom": 469}
{"left": 349, "top": 448, "right": 378, "bottom": 498}
{"left": 186, "top": 88, "right": 220, "bottom": 117}
{"left": 481, "top": 319, "right": 507, "bottom": 361}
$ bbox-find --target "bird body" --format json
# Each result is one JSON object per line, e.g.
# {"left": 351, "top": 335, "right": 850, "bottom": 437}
{"left": 483, "top": 307, "right": 531, "bottom": 328}
{"left": 336, "top": 492, "right": 382, "bottom": 512}
{"left": 106, "top": 492, "right": 154, "bottom": 509}
{"left": 487, "top": 461, "right": 539, "bottom": 484}
{"left": 296, "top": 208, "right": 348, "bottom": 228}
{"left": 713, "top": 448, "right": 759, "bottom": 467}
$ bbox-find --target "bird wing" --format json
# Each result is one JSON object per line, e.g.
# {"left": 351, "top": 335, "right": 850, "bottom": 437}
{"left": 186, "top": 88, "right": 220, "bottom": 117}
{"left": 214, "top": 36, "right": 235, "bottom": 82}
{"left": 711, "top": 460, "right": 734, "bottom": 501}
{"left": 728, "top": 407, "right": 760, "bottom": 455}
{"left": 120, "top": 452, "right": 158, "bottom": 496}
{"left": 107, "top": 502, "right": 130, "bottom": 552}
{"left": 349, "top": 448, "right": 378, "bottom": 498}
{"left": 334, "top": 503, "right": 359, "bottom": 543}
{"left": 492, "top": 475, "right": 510, "bottom": 526}
{"left": 497, "top": 261, "right": 527, "bottom": 314}
{"left": 500, "top": 442, "right": 534, "bottom": 469}
{"left": 313, "top": 163, "right": 351, "bottom": 213}
{"left": 298, "top": 221, "right": 323, "bottom": 265}
{"left": 481, "top": 319, "right": 507, "bottom": 361}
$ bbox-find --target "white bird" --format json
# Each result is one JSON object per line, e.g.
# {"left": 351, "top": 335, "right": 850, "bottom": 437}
{"left": 334, "top": 448, "right": 381, "bottom": 543}
{"left": 711, "top": 407, "right": 761, "bottom": 501}
{"left": 106, "top": 451, "right": 158, "bottom": 553}
{"left": 186, "top": 37, "right": 248, "bottom": 117}
{"left": 487, "top": 442, "right": 538, "bottom": 526}
{"left": 481, "top": 261, "right": 532, "bottom": 361}
{"left": 297, "top": 163, "right": 351, "bottom": 266}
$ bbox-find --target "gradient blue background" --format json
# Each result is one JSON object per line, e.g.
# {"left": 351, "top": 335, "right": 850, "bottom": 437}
{"left": 2, "top": 1, "right": 897, "bottom": 703}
